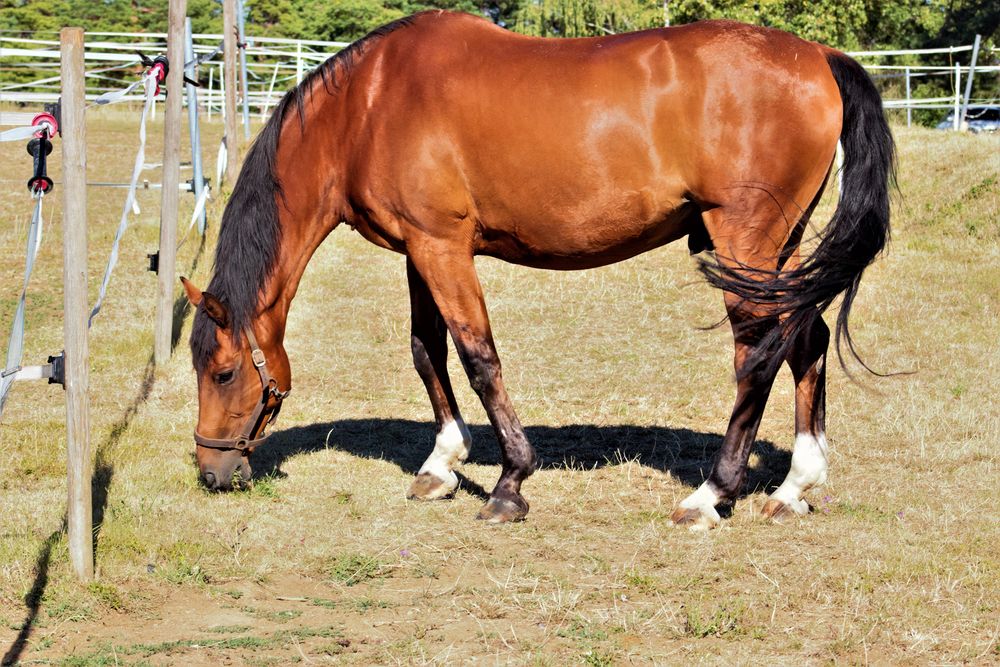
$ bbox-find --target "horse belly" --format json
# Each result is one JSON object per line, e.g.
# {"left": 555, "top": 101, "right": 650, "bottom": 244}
{"left": 475, "top": 195, "right": 700, "bottom": 270}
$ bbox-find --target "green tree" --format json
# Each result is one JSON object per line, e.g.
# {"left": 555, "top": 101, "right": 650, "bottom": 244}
{"left": 515, "top": 0, "right": 664, "bottom": 37}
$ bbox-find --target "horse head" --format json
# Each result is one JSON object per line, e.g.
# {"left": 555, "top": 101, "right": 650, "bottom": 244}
{"left": 182, "top": 277, "right": 290, "bottom": 491}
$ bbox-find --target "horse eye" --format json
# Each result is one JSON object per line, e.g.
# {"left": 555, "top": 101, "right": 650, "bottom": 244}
{"left": 214, "top": 370, "right": 235, "bottom": 385}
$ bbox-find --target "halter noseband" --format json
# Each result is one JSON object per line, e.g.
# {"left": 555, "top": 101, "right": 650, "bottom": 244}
{"left": 193, "top": 325, "right": 290, "bottom": 451}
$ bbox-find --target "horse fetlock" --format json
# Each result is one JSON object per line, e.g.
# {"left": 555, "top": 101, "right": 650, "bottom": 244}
{"left": 476, "top": 494, "right": 529, "bottom": 524}
{"left": 410, "top": 419, "right": 471, "bottom": 501}
{"left": 762, "top": 497, "right": 810, "bottom": 522}
{"left": 769, "top": 432, "right": 829, "bottom": 510}
{"left": 673, "top": 482, "right": 723, "bottom": 530}
{"left": 407, "top": 471, "right": 459, "bottom": 501}
{"left": 670, "top": 505, "right": 721, "bottom": 531}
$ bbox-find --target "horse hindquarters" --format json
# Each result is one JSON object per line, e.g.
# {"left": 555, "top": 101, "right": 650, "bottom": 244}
{"left": 674, "top": 50, "right": 894, "bottom": 529}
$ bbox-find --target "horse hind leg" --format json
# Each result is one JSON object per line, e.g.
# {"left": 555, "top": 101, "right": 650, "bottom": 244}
{"left": 405, "top": 258, "right": 472, "bottom": 501}
{"left": 671, "top": 190, "right": 814, "bottom": 530}
{"left": 672, "top": 293, "right": 784, "bottom": 530}
{"left": 762, "top": 316, "right": 830, "bottom": 521}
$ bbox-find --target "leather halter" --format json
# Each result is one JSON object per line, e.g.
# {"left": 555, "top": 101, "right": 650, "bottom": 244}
{"left": 193, "top": 325, "right": 290, "bottom": 451}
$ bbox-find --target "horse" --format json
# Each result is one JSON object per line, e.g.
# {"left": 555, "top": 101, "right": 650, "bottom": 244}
{"left": 181, "top": 10, "right": 894, "bottom": 529}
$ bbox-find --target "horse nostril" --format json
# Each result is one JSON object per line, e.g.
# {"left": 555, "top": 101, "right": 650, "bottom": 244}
{"left": 202, "top": 471, "right": 217, "bottom": 488}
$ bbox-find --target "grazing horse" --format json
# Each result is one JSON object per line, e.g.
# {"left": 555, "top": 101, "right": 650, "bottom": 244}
{"left": 182, "top": 10, "right": 893, "bottom": 529}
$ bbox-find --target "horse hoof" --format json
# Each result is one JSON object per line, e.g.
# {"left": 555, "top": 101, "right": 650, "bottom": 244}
{"left": 476, "top": 496, "right": 528, "bottom": 524}
{"left": 761, "top": 498, "right": 809, "bottom": 522}
{"left": 406, "top": 472, "right": 456, "bottom": 501}
{"left": 670, "top": 506, "right": 720, "bottom": 531}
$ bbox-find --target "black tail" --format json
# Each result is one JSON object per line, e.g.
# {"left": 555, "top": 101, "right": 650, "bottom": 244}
{"left": 699, "top": 51, "right": 896, "bottom": 377}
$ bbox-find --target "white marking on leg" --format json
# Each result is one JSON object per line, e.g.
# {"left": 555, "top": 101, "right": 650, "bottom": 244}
{"left": 677, "top": 481, "right": 722, "bottom": 531}
{"left": 416, "top": 418, "right": 472, "bottom": 496}
{"left": 770, "top": 432, "right": 829, "bottom": 515}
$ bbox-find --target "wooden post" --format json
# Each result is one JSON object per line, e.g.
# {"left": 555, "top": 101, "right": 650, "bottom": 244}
{"left": 953, "top": 63, "right": 961, "bottom": 131}
{"left": 223, "top": 0, "right": 239, "bottom": 183}
{"left": 261, "top": 62, "right": 279, "bottom": 120}
{"left": 60, "top": 26, "right": 93, "bottom": 583}
{"left": 207, "top": 66, "right": 214, "bottom": 120}
{"left": 237, "top": 0, "right": 250, "bottom": 141}
{"left": 155, "top": 0, "right": 186, "bottom": 365}
{"left": 958, "top": 34, "right": 981, "bottom": 132}
{"left": 296, "top": 41, "right": 303, "bottom": 85}
{"left": 904, "top": 67, "right": 911, "bottom": 128}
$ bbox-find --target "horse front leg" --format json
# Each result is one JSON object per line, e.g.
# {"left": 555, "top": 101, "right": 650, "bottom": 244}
{"left": 408, "top": 246, "right": 537, "bottom": 523}
{"left": 405, "top": 258, "right": 472, "bottom": 501}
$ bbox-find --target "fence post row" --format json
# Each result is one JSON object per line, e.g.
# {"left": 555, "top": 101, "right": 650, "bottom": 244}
{"left": 59, "top": 26, "right": 93, "bottom": 583}
{"left": 154, "top": 0, "right": 186, "bottom": 366}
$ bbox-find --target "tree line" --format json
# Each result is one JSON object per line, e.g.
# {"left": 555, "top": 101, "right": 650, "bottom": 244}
{"left": 1, "top": 1, "right": 996, "bottom": 127}
{"left": 1, "top": 0, "right": 995, "bottom": 50}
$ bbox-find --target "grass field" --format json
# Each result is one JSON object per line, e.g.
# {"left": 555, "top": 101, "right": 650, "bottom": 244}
{"left": 0, "top": 109, "right": 998, "bottom": 665}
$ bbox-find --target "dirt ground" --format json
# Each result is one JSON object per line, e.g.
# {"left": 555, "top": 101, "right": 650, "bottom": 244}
{"left": 1, "top": 111, "right": 998, "bottom": 665}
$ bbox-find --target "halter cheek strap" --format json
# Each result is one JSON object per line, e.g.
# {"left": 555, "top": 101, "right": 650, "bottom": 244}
{"left": 193, "top": 326, "right": 290, "bottom": 451}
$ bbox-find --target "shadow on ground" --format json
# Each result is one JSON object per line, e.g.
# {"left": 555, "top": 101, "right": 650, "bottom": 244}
{"left": 252, "top": 419, "right": 790, "bottom": 499}
{"left": 3, "top": 355, "right": 158, "bottom": 667}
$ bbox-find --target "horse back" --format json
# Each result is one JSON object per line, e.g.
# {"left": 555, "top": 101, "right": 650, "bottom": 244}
{"left": 337, "top": 12, "right": 843, "bottom": 267}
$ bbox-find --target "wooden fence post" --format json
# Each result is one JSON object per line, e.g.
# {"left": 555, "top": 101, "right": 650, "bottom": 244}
{"left": 904, "top": 67, "right": 911, "bottom": 127}
{"left": 953, "top": 63, "right": 961, "bottom": 131}
{"left": 154, "top": 0, "right": 186, "bottom": 365}
{"left": 60, "top": 26, "right": 93, "bottom": 582}
{"left": 958, "top": 34, "right": 981, "bottom": 131}
{"left": 223, "top": 0, "right": 239, "bottom": 183}
{"left": 237, "top": 0, "right": 251, "bottom": 141}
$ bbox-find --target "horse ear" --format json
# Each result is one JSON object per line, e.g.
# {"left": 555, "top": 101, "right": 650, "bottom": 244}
{"left": 180, "top": 277, "right": 202, "bottom": 306}
{"left": 181, "top": 277, "right": 229, "bottom": 329}
{"left": 201, "top": 292, "right": 230, "bottom": 330}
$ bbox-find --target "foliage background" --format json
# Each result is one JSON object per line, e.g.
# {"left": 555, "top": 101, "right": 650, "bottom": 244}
{"left": 0, "top": 1, "right": 997, "bottom": 125}
{"left": 1, "top": 0, "right": 996, "bottom": 49}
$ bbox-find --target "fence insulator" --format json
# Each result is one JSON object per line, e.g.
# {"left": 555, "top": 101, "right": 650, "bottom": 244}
{"left": 47, "top": 352, "right": 65, "bottom": 387}
{"left": 26, "top": 134, "right": 54, "bottom": 194}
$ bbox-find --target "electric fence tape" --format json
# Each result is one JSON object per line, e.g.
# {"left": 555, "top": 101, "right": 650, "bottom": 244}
{"left": 177, "top": 182, "right": 212, "bottom": 251}
{"left": 0, "top": 120, "right": 56, "bottom": 143}
{"left": 89, "top": 72, "right": 158, "bottom": 327}
{"left": 0, "top": 191, "right": 46, "bottom": 416}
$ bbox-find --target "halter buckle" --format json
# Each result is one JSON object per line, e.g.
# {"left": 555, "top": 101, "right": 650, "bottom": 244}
{"left": 251, "top": 348, "right": 266, "bottom": 367}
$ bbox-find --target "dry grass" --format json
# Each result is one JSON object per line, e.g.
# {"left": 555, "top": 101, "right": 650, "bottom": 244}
{"left": 0, "top": 113, "right": 997, "bottom": 665}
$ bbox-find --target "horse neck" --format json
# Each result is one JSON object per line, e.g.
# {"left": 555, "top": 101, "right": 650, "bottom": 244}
{"left": 257, "top": 94, "right": 350, "bottom": 341}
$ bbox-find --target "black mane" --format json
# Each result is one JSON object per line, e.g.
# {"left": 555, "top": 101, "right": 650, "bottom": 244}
{"left": 190, "top": 16, "right": 416, "bottom": 370}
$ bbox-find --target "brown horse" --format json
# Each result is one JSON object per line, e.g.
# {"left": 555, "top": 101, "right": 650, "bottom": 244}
{"left": 182, "top": 10, "right": 893, "bottom": 529}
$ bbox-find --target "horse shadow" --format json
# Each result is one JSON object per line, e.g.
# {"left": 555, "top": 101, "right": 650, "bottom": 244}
{"left": 252, "top": 419, "right": 791, "bottom": 501}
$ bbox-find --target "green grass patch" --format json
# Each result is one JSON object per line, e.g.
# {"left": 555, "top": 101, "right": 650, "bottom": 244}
{"left": 206, "top": 624, "right": 253, "bottom": 634}
{"left": 683, "top": 600, "right": 749, "bottom": 638}
{"left": 557, "top": 619, "right": 608, "bottom": 642}
{"left": 327, "top": 553, "right": 391, "bottom": 586}
{"left": 622, "top": 569, "right": 659, "bottom": 593}
{"left": 58, "top": 626, "right": 343, "bottom": 663}
{"left": 86, "top": 581, "right": 126, "bottom": 612}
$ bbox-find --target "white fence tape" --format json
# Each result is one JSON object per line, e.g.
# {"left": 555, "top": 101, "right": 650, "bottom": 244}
{"left": 89, "top": 74, "right": 157, "bottom": 327}
{"left": 0, "top": 192, "right": 46, "bottom": 415}
{"left": 0, "top": 120, "right": 55, "bottom": 143}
